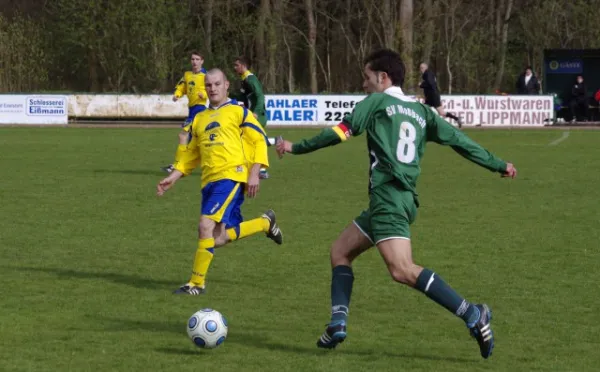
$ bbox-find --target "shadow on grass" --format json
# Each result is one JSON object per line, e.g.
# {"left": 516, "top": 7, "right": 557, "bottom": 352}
{"left": 83, "top": 315, "right": 478, "bottom": 363}
{"left": 93, "top": 169, "right": 200, "bottom": 177}
{"left": 155, "top": 347, "right": 201, "bottom": 356}
{"left": 5, "top": 266, "right": 180, "bottom": 290}
{"left": 92, "top": 316, "right": 183, "bottom": 334}
{"left": 227, "top": 328, "right": 478, "bottom": 363}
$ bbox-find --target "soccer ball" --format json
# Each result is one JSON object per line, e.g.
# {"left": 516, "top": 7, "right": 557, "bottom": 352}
{"left": 186, "top": 308, "right": 228, "bottom": 349}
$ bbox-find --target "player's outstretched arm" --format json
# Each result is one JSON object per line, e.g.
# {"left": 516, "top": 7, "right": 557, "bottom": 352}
{"left": 276, "top": 123, "right": 351, "bottom": 158}
{"left": 427, "top": 113, "right": 516, "bottom": 178}
{"left": 157, "top": 170, "right": 184, "bottom": 196}
{"left": 172, "top": 132, "right": 201, "bottom": 176}
{"left": 173, "top": 76, "right": 186, "bottom": 101}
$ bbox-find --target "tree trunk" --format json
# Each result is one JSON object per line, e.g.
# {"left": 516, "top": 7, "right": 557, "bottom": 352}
{"left": 305, "top": 0, "right": 318, "bottom": 93}
{"left": 382, "top": 0, "right": 395, "bottom": 48}
{"left": 345, "top": 0, "right": 353, "bottom": 91}
{"left": 495, "top": 0, "right": 503, "bottom": 44}
{"left": 282, "top": 31, "right": 295, "bottom": 92}
{"left": 420, "top": 0, "right": 434, "bottom": 64}
{"left": 493, "top": 0, "right": 513, "bottom": 89}
{"left": 256, "top": 0, "right": 270, "bottom": 75}
{"left": 399, "top": 0, "right": 413, "bottom": 91}
{"left": 267, "top": 1, "right": 277, "bottom": 92}
{"left": 444, "top": 1, "right": 452, "bottom": 94}
{"left": 204, "top": 0, "right": 214, "bottom": 56}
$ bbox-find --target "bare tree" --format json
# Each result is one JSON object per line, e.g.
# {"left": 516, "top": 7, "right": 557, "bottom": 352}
{"left": 493, "top": 0, "right": 514, "bottom": 89}
{"left": 381, "top": 0, "right": 396, "bottom": 48}
{"left": 420, "top": 0, "right": 435, "bottom": 65}
{"left": 305, "top": 0, "right": 318, "bottom": 93}
{"left": 256, "top": 0, "right": 270, "bottom": 76}
{"left": 399, "top": 0, "right": 414, "bottom": 91}
{"left": 204, "top": 0, "right": 214, "bottom": 56}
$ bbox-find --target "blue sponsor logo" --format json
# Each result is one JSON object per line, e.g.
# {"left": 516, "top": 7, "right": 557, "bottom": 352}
{"left": 547, "top": 59, "right": 583, "bottom": 74}
{"left": 26, "top": 96, "right": 66, "bottom": 116}
{"left": 205, "top": 122, "right": 220, "bottom": 131}
{"left": 266, "top": 98, "right": 317, "bottom": 122}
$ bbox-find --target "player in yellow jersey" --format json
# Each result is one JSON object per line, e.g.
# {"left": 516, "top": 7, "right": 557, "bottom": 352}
{"left": 157, "top": 68, "right": 283, "bottom": 295}
{"left": 161, "top": 50, "right": 209, "bottom": 173}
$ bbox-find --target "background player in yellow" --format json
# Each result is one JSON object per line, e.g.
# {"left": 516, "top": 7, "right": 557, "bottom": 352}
{"left": 161, "top": 50, "right": 208, "bottom": 173}
{"left": 156, "top": 68, "right": 283, "bottom": 295}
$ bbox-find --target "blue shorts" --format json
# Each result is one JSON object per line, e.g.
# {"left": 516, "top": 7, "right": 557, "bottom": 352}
{"left": 201, "top": 179, "right": 244, "bottom": 228}
{"left": 182, "top": 104, "right": 207, "bottom": 128}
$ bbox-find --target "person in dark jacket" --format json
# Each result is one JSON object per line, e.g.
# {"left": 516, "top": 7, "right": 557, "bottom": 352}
{"left": 516, "top": 67, "right": 540, "bottom": 95}
{"left": 419, "top": 63, "right": 462, "bottom": 128}
{"left": 569, "top": 75, "right": 588, "bottom": 122}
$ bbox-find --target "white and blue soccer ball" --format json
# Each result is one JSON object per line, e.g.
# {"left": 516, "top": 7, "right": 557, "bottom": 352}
{"left": 186, "top": 308, "right": 228, "bottom": 349}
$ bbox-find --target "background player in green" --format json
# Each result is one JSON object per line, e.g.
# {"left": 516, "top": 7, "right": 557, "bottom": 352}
{"left": 232, "top": 56, "right": 277, "bottom": 179}
{"left": 276, "top": 49, "right": 517, "bottom": 359}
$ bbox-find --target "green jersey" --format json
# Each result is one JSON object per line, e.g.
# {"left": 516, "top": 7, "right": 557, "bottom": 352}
{"left": 231, "top": 71, "right": 266, "bottom": 126}
{"left": 291, "top": 87, "right": 507, "bottom": 202}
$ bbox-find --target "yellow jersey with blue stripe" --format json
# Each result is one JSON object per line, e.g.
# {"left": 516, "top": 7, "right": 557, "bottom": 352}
{"left": 174, "top": 69, "right": 208, "bottom": 107}
{"left": 173, "top": 100, "right": 269, "bottom": 188}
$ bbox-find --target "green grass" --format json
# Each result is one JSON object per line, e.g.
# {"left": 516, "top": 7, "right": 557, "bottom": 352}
{"left": 1, "top": 127, "right": 599, "bottom": 371}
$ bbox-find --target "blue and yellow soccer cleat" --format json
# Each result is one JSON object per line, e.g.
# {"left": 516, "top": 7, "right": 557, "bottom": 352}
{"left": 262, "top": 209, "right": 282, "bottom": 245}
{"left": 316, "top": 321, "right": 347, "bottom": 349}
{"left": 173, "top": 283, "right": 206, "bottom": 295}
{"left": 468, "top": 304, "right": 495, "bottom": 359}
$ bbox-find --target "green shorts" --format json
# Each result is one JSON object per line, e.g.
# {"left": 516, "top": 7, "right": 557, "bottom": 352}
{"left": 353, "top": 182, "right": 417, "bottom": 244}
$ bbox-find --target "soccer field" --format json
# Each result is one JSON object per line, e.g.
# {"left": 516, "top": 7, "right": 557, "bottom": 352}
{"left": 1, "top": 127, "right": 598, "bottom": 371}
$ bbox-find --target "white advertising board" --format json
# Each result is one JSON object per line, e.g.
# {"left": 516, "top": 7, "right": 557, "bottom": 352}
{"left": 66, "top": 94, "right": 553, "bottom": 126}
{"left": 264, "top": 94, "right": 553, "bottom": 126}
{"left": 0, "top": 95, "right": 68, "bottom": 124}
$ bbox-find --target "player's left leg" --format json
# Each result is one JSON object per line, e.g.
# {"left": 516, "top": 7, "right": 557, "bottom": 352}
{"left": 173, "top": 179, "right": 235, "bottom": 295}
{"left": 371, "top": 184, "right": 493, "bottom": 359}
{"left": 316, "top": 216, "right": 373, "bottom": 349}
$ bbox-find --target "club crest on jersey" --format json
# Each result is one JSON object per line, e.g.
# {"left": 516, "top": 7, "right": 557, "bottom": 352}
{"left": 236, "top": 166, "right": 243, "bottom": 172}
{"left": 209, "top": 133, "right": 219, "bottom": 141}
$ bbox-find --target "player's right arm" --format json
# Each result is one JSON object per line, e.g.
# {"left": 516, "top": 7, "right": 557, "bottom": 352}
{"left": 158, "top": 132, "right": 201, "bottom": 196}
{"left": 426, "top": 110, "right": 516, "bottom": 176}
{"left": 277, "top": 95, "right": 376, "bottom": 156}
{"left": 173, "top": 74, "right": 187, "bottom": 101}
{"left": 173, "top": 130, "right": 201, "bottom": 176}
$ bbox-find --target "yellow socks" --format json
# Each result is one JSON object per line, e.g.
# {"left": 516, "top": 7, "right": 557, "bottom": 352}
{"left": 190, "top": 238, "right": 215, "bottom": 287}
{"left": 226, "top": 217, "right": 269, "bottom": 241}
{"left": 188, "top": 217, "right": 270, "bottom": 287}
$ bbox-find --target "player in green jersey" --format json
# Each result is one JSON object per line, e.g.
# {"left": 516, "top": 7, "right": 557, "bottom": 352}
{"left": 232, "top": 56, "right": 277, "bottom": 179}
{"left": 276, "top": 49, "right": 517, "bottom": 359}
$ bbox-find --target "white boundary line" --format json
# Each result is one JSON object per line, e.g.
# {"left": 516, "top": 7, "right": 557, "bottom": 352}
{"left": 548, "top": 131, "right": 570, "bottom": 146}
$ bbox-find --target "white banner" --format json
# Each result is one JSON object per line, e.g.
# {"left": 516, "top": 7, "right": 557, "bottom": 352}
{"left": 265, "top": 94, "right": 553, "bottom": 126}
{"left": 438, "top": 95, "right": 553, "bottom": 126}
{"left": 0, "top": 95, "right": 68, "bottom": 124}
{"left": 66, "top": 94, "right": 553, "bottom": 126}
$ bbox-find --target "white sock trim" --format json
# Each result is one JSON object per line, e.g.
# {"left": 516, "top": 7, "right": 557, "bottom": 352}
{"left": 424, "top": 273, "right": 435, "bottom": 292}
